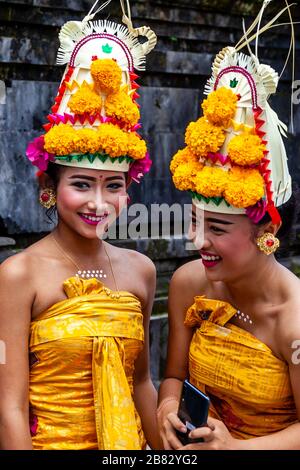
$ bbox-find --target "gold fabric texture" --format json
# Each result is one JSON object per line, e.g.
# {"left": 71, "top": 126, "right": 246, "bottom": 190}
{"left": 29, "top": 276, "right": 146, "bottom": 450}
{"left": 185, "top": 296, "right": 297, "bottom": 439}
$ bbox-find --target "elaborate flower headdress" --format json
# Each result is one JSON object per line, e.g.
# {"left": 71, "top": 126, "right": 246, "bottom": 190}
{"left": 170, "top": 0, "right": 295, "bottom": 224}
{"left": 26, "top": 0, "right": 157, "bottom": 183}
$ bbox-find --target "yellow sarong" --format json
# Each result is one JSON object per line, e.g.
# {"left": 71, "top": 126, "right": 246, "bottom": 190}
{"left": 29, "top": 276, "right": 146, "bottom": 450}
{"left": 185, "top": 296, "right": 297, "bottom": 439}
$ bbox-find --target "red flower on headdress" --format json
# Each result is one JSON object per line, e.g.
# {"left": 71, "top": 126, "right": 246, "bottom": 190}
{"left": 26, "top": 135, "right": 55, "bottom": 172}
{"left": 128, "top": 152, "right": 152, "bottom": 183}
{"left": 246, "top": 198, "right": 267, "bottom": 223}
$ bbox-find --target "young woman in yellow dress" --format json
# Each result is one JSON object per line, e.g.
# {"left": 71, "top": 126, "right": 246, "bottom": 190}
{"left": 158, "top": 5, "right": 300, "bottom": 450}
{"left": 0, "top": 2, "right": 160, "bottom": 450}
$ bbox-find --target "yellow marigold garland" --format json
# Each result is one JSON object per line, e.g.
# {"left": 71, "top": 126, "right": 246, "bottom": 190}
{"left": 193, "top": 166, "right": 228, "bottom": 198}
{"left": 185, "top": 117, "right": 225, "bottom": 158}
{"left": 97, "top": 123, "right": 128, "bottom": 157}
{"left": 105, "top": 89, "right": 140, "bottom": 127}
{"left": 202, "top": 87, "right": 238, "bottom": 128}
{"left": 43, "top": 123, "right": 147, "bottom": 160}
{"left": 91, "top": 58, "right": 122, "bottom": 95}
{"left": 172, "top": 161, "right": 203, "bottom": 192}
{"left": 170, "top": 147, "right": 199, "bottom": 174}
{"left": 224, "top": 166, "right": 265, "bottom": 208}
{"left": 68, "top": 82, "right": 102, "bottom": 115}
{"left": 227, "top": 133, "right": 266, "bottom": 166}
{"left": 127, "top": 132, "right": 147, "bottom": 160}
{"left": 44, "top": 124, "right": 76, "bottom": 155}
{"left": 73, "top": 128, "right": 100, "bottom": 154}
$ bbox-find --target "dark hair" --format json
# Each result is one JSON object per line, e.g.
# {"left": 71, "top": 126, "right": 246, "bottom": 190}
{"left": 45, "top": 162, "right": 62, "bottom": 190}
{"left": 256, "top": 182, "right": 300, "bottom": 243}
{"left": 43, "top": 162, "right": 62, "bottom": 223}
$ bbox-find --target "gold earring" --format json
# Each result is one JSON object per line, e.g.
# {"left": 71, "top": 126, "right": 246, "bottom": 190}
{"left": 256, "top": 232, "right": 280, "bottom": 255}
{"left": 39, "top": 188, "right": 56, "bottom": 209}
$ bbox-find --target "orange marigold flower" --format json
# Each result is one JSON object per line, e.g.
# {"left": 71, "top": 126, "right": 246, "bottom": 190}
{"left": 97, "top": 123, "right": 128, "bottom": 158}
{"left": 44, "top": 124, "right": 76, "bottom": 155}
{"left": 73, "top": 128, "right": 100, "bottom": 154}
{"left": 224, "top": 166, "right": 265, "bottom": 208}
{"left": 127, "top": 132, "right": 147, "bottom": 160}
{"left": 202, "top": 87, "right": 238, "bottom": 128}
{"left": 193, "top": 166, "right": 227, "bottom": 198}
{"left": 68, "top": 83, "right": 102, "bottom": 115}
{"left": 185, "top": 117, "right": 225, "bottom": 158}
{"left": 227, "top": 133, "right": 266, "bottom": 166}
{"left": 170, "top": 147, "right": 199, "bottom": 174}
{"left": 91, "top": 59, "right": 122, "bottom": 95}
{"left": 172, "top": 162, "right": 203, "bottom": 192}
{"left": 105, "top": 90, "right": 140, "bottom": 127}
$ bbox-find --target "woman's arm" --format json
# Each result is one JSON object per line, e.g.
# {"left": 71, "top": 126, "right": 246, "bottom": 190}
{"left": 0, "top": 254, "right": 35, "bottom": 449}
{"left": 183, "top": 306, "right": 300, "bottom": 450}
{"left": 133, "top": 255, "right": 160, "bottom": 449}
{"left": 158, "top": 263, "right": 198, "bottom": 449}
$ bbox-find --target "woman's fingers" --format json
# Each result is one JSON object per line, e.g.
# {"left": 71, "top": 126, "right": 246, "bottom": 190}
{"left": 167, "top": 412, "right": 187, "bottom": 432}
{"left": 161, "top": 413, "right": 186, "bottom": 450}
{"left": 189, "top": 425, "right": 214, "bottom": 441}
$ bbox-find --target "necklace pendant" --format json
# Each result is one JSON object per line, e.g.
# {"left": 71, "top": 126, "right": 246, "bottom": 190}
{"left": 234, "top": 310, "right": 253, "bottom": 325}
{"left": 76, "top": 269, "right": 107, "bottom": 280}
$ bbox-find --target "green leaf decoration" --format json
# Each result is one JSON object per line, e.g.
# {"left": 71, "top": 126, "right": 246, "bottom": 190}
{"left": 55, "top": 153, "right": 133, "bottom": 166}
{"left": 98, "top": 154, "right": 108, "bottom": 163}
{"left": 102, "top": 43, "right": 113, "bottom": 54}
{"left": 230, "top": 78, "right": 238, "bottom": 88}
{"left": 189, "top": 192, "right": 231, "bottom": 207}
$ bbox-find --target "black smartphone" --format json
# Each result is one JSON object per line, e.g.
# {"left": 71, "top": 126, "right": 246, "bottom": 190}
{"left": 176, "top": 380, "right": 210, "bottom": 445}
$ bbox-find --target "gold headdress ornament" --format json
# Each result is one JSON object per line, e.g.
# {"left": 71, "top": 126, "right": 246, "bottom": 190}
{"left": 170, "top": 0, "right": 296, "bottom": 224}
{"left": 26, "top": 0, "right": 157, "bottom": 182}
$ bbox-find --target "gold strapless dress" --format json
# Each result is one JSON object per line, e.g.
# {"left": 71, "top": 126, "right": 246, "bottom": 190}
{"left": 29, "top": 276, "right": 146, "bottom": 450}
{"left": 185, "top": 296, "right": 298, "bottom": 439}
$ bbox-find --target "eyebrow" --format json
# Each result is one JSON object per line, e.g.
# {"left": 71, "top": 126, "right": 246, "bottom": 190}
{"left": 191, "top": 212, "right": 233, "bottom": 225}
{"left": 206, "top": 217, "right": 233, "bottom": 225}
{"left": 68, "top": 175, "right": 125, "bottom": 182}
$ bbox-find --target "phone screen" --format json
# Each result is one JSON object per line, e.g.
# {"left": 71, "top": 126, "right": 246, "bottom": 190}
{"left": 176, "top": 380, "right": 210, "bottom": 445}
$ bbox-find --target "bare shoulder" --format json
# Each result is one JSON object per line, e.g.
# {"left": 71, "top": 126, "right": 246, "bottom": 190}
{"left": 169, "top": 259, "right": 207, "bottom": 313}
{"left": 0, "top": 251, "right": 37, "bottom": 317}
{"left": 170, "top": 259, "right": 207, "bottom": 297}
{"left": 108, "top": 243, "right": 156, "bottom": 279}
{"left": 277, "top": 269, "right": 300, "bottom": 363}
{"left": 0, "top": 250, "right": 34, "bottom": 282}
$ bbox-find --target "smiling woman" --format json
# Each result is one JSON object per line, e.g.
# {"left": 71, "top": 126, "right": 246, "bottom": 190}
{"left": 158, "top": 4, "right": 300, "bottom": 451}
{"left": 0, "top": 2, "right": 159, "bottom": 451}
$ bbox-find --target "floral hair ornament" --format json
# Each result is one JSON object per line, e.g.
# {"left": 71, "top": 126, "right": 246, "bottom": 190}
{"left": 26, "top": 0, "right": 156, "bottom": 183}
{"left": 170, "top": 0, "right": 296, "bottom": 225}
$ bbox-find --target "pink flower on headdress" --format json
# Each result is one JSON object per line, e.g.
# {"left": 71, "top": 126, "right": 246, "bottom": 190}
{"left": 128, "top": 152, "right": 152, "bottom": 183}
{"left": 26, "top": 135, "right": 55, "bottom": 172}
{"left": 246, "top": 198, "right": 267, "bottom": 223}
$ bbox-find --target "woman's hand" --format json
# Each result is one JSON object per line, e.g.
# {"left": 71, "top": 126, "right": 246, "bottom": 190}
{"left": 157, "top": 398, "right": 187, "bottom": 450}
{"left": 180, "top": 417, "right": 239, "bottom": 450}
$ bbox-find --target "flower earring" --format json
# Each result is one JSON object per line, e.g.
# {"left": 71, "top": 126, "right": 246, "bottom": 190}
{"left": 256, "top": 232, "right": 280, "bottom": 255}
{"left": 39, "top": 188, "right": 56, "bottom": 209}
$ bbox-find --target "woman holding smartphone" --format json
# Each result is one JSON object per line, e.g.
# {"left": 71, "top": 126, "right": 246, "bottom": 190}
{"left": 0, "top": 3, "right": 159, "bottom": 450}
{"left": 158, "top": 5, "right": 300, "bottom": 450}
